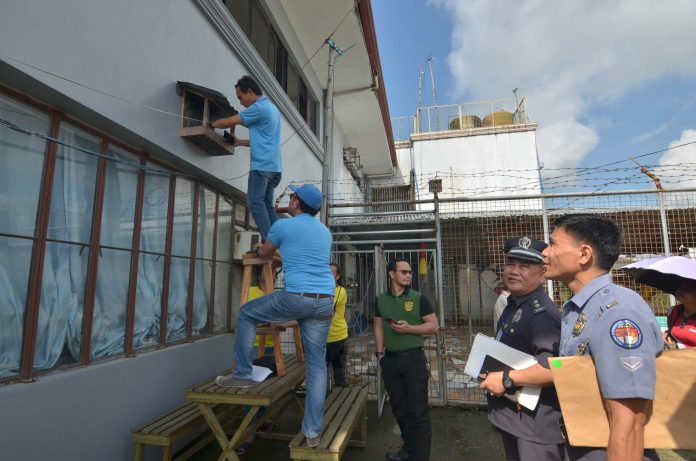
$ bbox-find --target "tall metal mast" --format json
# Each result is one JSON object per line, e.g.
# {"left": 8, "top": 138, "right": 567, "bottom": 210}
{"left": 416, "top": 68, "right": 424, "bottom": 133}
{"left": 427, "top": 56, "right": 440, "bottom": 131}
{"left": 321, "top": 39, "right": 343, "bottom": 224}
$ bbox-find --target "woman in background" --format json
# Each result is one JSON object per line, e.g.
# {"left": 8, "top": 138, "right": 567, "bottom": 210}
{"left": 664, "top": 278, "right": 696, "bottom": 348}
{"left": 326, "top": 262, "right": 348, "bottom": 387}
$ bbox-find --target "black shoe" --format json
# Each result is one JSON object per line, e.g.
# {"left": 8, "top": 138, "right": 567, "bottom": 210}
{"left": 385, "top": 448, "right": 409, "bottom": 461}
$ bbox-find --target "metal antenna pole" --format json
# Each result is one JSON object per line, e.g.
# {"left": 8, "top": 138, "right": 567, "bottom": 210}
{"left": 321, "top": 39, "right": 343, "bottom": 224}
{"left": 427, "top": 56, "right": 440, "bottom": 131}
{"left": 417, "top": 68, "right": 424, "bottom": 133}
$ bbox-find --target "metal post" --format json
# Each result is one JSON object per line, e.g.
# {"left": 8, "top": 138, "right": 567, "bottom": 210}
{"left": 541, "top": 194, "right": 554, "bottom": 298}
{"left": 321, "top": 40, "right": 339, "bottom": 225}
{"left": 433, "top": 192, "right": 447, "bottom": 405}
{"left": 657, "top": 191, "right": 676, "bottom": 306}
{"left": 434, "top": 193, "right": 445, "bottom": 325}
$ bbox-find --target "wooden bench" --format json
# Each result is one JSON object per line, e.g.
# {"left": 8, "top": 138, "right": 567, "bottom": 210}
{"left": 186, "top": 356, "right": 307, "bottom": 461}
{"left": 289, "top": 386, "right": 368, "bottom": 461}
{"left": 131, "top": 401, "right": 240, "bottom": 461}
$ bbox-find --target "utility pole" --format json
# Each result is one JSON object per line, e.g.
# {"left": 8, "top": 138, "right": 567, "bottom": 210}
{"left": 427, "top": 56, "right": 440, "bottom": 131}
{"left": 321, "top": 39, "right": 343, "bottom": 225}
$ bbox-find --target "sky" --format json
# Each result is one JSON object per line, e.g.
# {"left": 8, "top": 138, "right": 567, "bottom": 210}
{"left": 372, "top": 0, "right": 696, "bottom": 192}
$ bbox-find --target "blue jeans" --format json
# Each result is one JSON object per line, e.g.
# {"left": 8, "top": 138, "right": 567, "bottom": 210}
{"left": 247, "top": 170, "right": 281, "bottom": 240}
{"left": 233, "top": 289, "right": 333, "bottom": 438}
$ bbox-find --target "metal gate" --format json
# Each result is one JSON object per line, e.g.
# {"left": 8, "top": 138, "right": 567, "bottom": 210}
{"left": 330, "top": 205, "right": 454, "bottom": 414}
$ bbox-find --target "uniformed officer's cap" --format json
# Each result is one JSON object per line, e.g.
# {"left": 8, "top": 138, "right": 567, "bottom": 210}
{"left": 504, "top": 236, "right": 548, "bottom": 264}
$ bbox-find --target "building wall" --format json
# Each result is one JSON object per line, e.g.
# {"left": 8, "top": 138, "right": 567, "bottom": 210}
{"left": 0, "top": 0, "right": 324, "bottom": 197}
{"left": 395, "top": 130, "right": 542, "bottom": 207}
{"left": 0, "top": 335, "right": 234, "bottom": 460}
{"left": 0, "top": 0, "right": 344, "bottom": 458}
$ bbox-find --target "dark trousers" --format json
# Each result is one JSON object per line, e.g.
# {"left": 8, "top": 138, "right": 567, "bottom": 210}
{"left": 381, "top": 348, "right": 431, "bottom": 461}
{"left": 325, "top": 339, "right": 347, "bottom": 386}
{"left": 498, "top": 429, "right": 564, "bottom": 461}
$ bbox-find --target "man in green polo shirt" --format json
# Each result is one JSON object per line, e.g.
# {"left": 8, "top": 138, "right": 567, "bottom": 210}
{"left": 375, "top": 259, "right": 439, "bottom": 461}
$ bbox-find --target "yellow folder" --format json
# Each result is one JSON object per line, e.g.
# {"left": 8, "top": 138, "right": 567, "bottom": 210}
{"left": 550, "top": 348, "right": 696, "bottom": 449}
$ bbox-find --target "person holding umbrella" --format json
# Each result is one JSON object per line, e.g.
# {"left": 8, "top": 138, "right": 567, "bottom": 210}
{"left": 623, "top": 255, "right": 696, "bottom": 348}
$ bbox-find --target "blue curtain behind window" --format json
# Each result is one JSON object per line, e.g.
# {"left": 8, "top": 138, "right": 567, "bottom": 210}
{"left": 1, "top": 97, "right": 213, "bottom": 376}
{"left": 0, "top": 95, "right": 48, "bottom": 378}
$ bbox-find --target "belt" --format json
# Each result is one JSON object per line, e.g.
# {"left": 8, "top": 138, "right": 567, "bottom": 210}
{"left": 385, "top": 347, "right": 423, "bottom": 358}
{"left": 294, "top": 292, "right": 333, "bottom": 299}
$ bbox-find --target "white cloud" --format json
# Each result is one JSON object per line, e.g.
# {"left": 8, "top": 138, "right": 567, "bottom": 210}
{"left": 631, "top": 121, "right": 671, "bottom": 143}
{"left": 432, "top": 0, "right": 696, "bottom": 171}
{"left": 656, "top": 129, "right": 696, "bottom": 187}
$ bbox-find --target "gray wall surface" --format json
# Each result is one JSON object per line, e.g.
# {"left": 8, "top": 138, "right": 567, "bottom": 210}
{"left": 0, "top": 335, "right": 235, "bottom": 460}
{"left": 0, "top": 0, "right": 324, "bottom": 196}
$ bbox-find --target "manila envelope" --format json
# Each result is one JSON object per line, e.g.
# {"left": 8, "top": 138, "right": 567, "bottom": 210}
{"left": 550, "top": 348, "right": 696, "bottom": 449}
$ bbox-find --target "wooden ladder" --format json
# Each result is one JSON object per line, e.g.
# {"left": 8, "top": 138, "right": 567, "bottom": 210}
{"left": 239, "top": 253, "right": 304, "bottom": 377}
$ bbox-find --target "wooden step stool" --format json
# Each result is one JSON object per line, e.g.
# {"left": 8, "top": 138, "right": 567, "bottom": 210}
{"left": 239, "top": 252, "right": 304, "bottom": 377}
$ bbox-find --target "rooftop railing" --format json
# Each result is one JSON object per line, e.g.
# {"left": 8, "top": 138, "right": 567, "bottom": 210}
{"left": 391, "top": 96, "right": 531, "bottom": 142}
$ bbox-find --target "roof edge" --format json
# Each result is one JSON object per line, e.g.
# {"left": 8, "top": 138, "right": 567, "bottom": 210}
{"left": 357, "top": 0, "right": 397, "bottom": 168}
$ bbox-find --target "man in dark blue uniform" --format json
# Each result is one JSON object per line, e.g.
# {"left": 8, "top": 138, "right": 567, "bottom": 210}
{"left": 479, "top": 236, "right": 565, "bottom": 460}
{"left": 542, "top": 214, "right": 662, "bottom": 460}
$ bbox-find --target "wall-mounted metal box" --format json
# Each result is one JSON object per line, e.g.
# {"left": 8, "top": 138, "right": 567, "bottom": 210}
{"left": 176, "top": 81, "right": 238, "bottom": 156}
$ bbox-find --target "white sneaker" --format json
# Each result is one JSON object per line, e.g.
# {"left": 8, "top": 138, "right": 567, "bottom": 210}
{"left": 305, "top": 434, "right": 321, "bottom": 448}
{"left": 215, "top": 375, "right": 254, "bottom": 388}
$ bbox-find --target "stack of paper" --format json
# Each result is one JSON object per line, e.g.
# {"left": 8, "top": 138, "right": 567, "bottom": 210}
{"left": 463, "top": 333, "right": 542, "bottom": 411}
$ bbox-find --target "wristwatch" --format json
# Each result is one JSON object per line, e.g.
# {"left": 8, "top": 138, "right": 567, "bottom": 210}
{"left": 375, "top": 351, "right": 385, "bottom": 359}
{"left": 502, "top": 370, "right": 515, "bottom": 390}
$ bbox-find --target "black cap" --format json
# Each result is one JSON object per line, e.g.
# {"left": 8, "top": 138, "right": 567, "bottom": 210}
{"left": 504, "top": 236, "right": 548, "bottom": 263}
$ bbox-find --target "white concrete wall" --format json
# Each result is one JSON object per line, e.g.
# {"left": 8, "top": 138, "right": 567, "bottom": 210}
{"left": 395, "top": 130, "right": 543, "bottom": 211}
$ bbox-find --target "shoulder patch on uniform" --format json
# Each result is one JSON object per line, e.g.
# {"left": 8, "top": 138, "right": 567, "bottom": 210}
{"left": 610, "top": 319, "right": 643, "bottom": 349}
{"left": 530, "top": 298, "right": 546, "bottom": 314}
{"left": 606, "top": 300, "right": 619, "bottom": 309}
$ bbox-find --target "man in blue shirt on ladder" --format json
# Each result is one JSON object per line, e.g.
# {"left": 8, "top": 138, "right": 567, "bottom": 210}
{"left": 221, "top": 183, "right": 334, "bottom": 449}
{"left": 212, "top": 75, "right": 281, "bottom": 242}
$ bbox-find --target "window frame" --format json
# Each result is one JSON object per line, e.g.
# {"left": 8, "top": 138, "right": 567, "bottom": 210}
{"left": 0, "top": 85, "right": 239, "bottom": 384}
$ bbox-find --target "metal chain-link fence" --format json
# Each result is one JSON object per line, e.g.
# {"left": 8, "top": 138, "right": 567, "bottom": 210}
{"left": 331, "top": 187, "right": 696, "bottom": 406}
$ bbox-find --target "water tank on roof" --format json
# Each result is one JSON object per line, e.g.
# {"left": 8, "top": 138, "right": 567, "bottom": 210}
{"left": 482, "top": 110, "right": 514, "bottom": 127}
{"left": 449, "top": 115, "right": 482, "bottom": 130}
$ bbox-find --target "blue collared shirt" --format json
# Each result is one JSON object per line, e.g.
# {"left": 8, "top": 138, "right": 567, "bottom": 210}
{"left": 239, "top": 96, "right": 281, "bottom": 172}
{"left": 266, "top": 213, "right": 334, "bottom": 294}
{"left": 560, "top": 274, "right": 662, "bottom": 400}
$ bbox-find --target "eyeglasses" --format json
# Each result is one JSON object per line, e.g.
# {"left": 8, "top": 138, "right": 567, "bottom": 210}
{"left": 395, "top": 269, "right": 412, "bottom": 275}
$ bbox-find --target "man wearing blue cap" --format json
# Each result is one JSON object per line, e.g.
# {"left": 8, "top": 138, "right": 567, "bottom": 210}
{"left": 221, "top": 183, "right": 334, "bottom": 449}
{"left": 479, "top": 236, "right": 564, "bottom": 461}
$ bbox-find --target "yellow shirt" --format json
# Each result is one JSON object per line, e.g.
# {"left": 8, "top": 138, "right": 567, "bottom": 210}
{"left": 327, "top": 285, "right": 349, "bottom": 343}
{"left": 248, "top": 286, "right": 274, "bottom": 348}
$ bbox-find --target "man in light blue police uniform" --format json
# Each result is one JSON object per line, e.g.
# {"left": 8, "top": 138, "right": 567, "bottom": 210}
{"left": 212, "top": 75, "right": 281, "bottom": 242}
{"left": 222, "top": 184, "right": 334, "bottom": 448}
{"left": 542, "top": 214, "right": 662, "bottom": 461}
{"left": 479, "top": 236, "right": 564, "bottom": 461}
